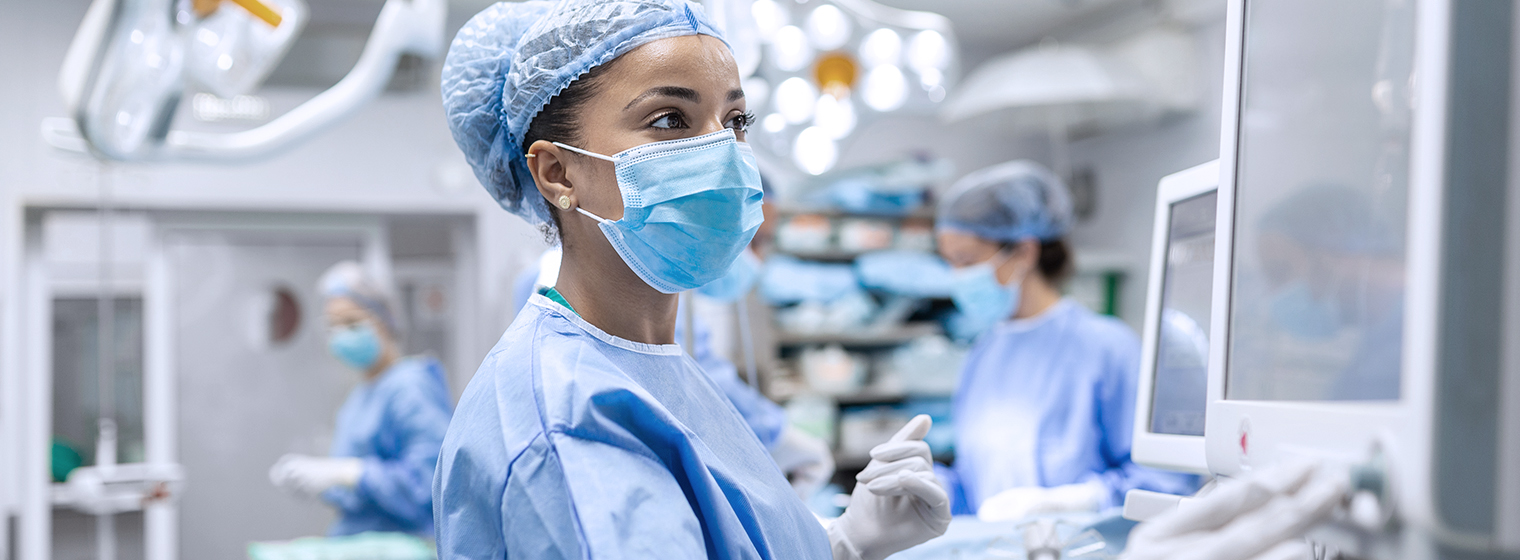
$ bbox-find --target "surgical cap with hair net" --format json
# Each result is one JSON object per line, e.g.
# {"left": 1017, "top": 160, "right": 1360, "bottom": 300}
{"left": 936, "top": 160, "right": 1074, "bottom": 243}
{"left": 441, "top": 0, "right": 726, "bottom": 228}
{"left": 319, "top": 261, "right": 400, "bottom": 335}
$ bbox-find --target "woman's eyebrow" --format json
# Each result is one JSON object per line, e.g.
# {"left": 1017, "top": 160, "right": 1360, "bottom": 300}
{"left": 727, "top": 88, "right": 744, "bottom": 102}
{"left": 624, "top": 86, "right": 701, "bottom": 110}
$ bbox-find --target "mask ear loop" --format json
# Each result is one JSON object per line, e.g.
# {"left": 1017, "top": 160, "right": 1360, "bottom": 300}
{"left": 552, "top": 142, "right": 616, "bottom": 162}
{"left": 545, "top": 142, "right": 618, "bottom": 223}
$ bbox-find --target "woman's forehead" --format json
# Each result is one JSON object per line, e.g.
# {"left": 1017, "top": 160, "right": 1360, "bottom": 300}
{"left": 602, "top": 35, "right": 740, "bottom": 96}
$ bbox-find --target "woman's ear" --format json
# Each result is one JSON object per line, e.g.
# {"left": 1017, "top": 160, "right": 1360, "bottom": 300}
{"left": 527, "top": 140, "right": 576, "bottom": 211}
{"left": 1012, "top": 239, "right": 1041, "bottom": 269}
{"left": 1000, "top": 239, "right": 1042, "bottom": 285}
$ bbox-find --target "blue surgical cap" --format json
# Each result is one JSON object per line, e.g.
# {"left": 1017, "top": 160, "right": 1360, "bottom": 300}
{"left": 441, "top": 0, "right": 726, "bottom": 227}
{"left": 319, "top": 261, "right": 399, "bottom": 335}
{"left": 936, "top": 160, "right": 1073, "bottom": 243}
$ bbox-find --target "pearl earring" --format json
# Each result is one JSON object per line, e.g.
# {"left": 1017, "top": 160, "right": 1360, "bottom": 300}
{"left": 558, "top": 196, "right": 571, "bottom": 209}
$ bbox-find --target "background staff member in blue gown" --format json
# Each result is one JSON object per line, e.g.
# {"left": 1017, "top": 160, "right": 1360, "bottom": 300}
{"left": 268, "top": 261, "right": 455, "bottom": 536}
{"left": 434, "top": 1, "right": 949, "bottom": 558}
{"left": 933, "top": 161, "right": 1198, "bottom": 521}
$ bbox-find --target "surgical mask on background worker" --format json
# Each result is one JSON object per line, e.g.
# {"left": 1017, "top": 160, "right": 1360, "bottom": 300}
{"left": 949, "top": 248, "right": 1029, "bottom": 330}
{"left": 328, "top": 321, "right": 383, "bottom": 371}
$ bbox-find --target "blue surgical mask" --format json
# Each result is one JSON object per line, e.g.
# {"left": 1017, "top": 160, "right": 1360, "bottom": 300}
{"left": 329, "top": 322, "right": 382, "bottom": 371}
{"left": 556, "top": 128, "right": 765, "bottom": 294}
{"left": 1268, "top": 281, "right": 1341, "bottom": 340}
{"left": 697, "top": 249, "right": 762, "bottom": 302}
{"left": 949, "top": 254, "right": 1022, "bottom": 334}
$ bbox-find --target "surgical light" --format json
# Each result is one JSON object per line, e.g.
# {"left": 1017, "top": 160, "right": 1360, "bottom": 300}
{"left": 862, "top": 65, "right": 908, "bottom": 111}
{"left": 763, "top": 112, "right": 788, "bottom": 133}
{"left": 186, "top": 0, "right": 307, "bottom": 98}
{"left": 860, "top": 28, "right": 901, "bottom": 68}
{"left": 743, "top": 76, "right": 771, "bottom": 112}
{"left": 813, "top": 52, "right": 859, "bottom": 97}
{"left": 806, "top": 5, "right": 852, "bottom": 51}
{"left": 793, "top": 126, "right": 838, "bottom": 175}
{"left": 751, "top": 0, "right": 788, "bottom": 41}
{"left": 907, "top": 30, "right": 950, "bottom": 72}
{"left": 775, "top": 77, "right": 817, "bottom": 124}
{"left": 814, "top": 94, "right": 857, "bottom": 139}
{"left": 50, "top": 0, "right": 446, "bottom": 162}
{"left": 920, "top": 67, "right": 943, "bottom": 89}
{"left": 770, "top": 25, "right": 813, "bottom": 72}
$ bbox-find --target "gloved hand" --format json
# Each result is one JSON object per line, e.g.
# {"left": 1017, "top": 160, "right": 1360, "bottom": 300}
{"left": 771, "top": 426, "right": 836, "bottom": 499}
{"left": 976, "top": 480, "right": 1105, "bottom": 522}
{"left": 828, "top": 415, "right": 951, "bottom": 560}
{"left": 268, "top": 454, "right": 363, "bottom": 498}
{"left": 1121, "top": 460, "right": 1350, "bottom": 560}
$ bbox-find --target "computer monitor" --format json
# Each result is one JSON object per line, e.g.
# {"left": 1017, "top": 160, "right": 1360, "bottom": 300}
{"left": 1206, "top": 0, "right": 1520, "bottom": 551}
{"left": 1132, "top": 160, "right": 1218, "bottom": 474}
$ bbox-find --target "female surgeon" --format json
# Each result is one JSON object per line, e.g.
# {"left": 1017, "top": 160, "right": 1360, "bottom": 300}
{"left": 267, "top": 261, "right": 454, "bottom": 536}
{"left": 933, "top": 161, "right": 1197, "bottom": 522}
{"left": 433, "top": 2, "right": 949, "bottom": 559}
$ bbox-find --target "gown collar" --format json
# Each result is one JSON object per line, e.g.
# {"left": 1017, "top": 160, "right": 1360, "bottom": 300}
{"left": 527, "top": 293, "right": 685, "bottom": 356}
{"left": 995, "top": 298, "right": 1077, "bottom": 334}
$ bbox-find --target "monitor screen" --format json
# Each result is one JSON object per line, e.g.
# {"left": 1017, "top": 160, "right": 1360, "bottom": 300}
{"left": 1150, "top": 190, "right": 1216, "bottom": 436}
{"left": 1225, "top": 0, "right": 1413, "bottom": 401}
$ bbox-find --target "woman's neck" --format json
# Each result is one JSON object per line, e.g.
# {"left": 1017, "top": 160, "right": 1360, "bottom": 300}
{"left": 365, "top": 347, "right": 398, "bottom": 380}
{"left": 555, "top": 239, "right": 679, "bottom": 344}
{"left": 1013, "top": 274, "right": 1062, "bottom": 320}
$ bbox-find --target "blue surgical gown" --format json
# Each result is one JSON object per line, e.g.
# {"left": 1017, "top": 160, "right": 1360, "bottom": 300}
{"left": 511, "top": 263, "right": 787, "bottom": 448}
{"left": 941, "top": 300, "right": 1198, "bottom": 515}
{"left": 324, "top": 355, "right": 454, "bottom": 536}
{"left": 434, "top": 295, "right": 830, "bottom": 559}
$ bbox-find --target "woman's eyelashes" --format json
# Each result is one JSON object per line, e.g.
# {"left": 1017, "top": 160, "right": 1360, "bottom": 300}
{"left": 727, "top": 111, "right": 755, "bottom": 132}
{"left": 646, "top": 110, "right": 754, "bottom": 133}
{"left": 649, "top": 111, "right": 689, "bottom": 130}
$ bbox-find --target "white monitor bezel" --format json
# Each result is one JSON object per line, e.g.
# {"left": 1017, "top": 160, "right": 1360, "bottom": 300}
{"left": 1203, "top": 0, "right": 1429, "bottom": 481}
{"left": 1131, "top": 159, "right": 1219, "bottom": 475}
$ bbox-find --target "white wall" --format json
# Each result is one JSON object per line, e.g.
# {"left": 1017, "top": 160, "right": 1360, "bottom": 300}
{"left": 1065, "top": 18, "right": 1226, "bottom": 326}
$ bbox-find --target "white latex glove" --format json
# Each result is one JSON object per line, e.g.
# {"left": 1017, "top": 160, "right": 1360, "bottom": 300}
{"left": 771, "top": 426, "right": 836, "bottom": 499}
{"left": 1121, "top": 460, "right": 1350, "bottom": 560}
{"left": 268, "top": 454, "right": 363, "bottom": 498}
{"left": 976, "top": 480, "right": 1105, "bottom": 522}
{"left": 828, "top": 415, "right": 951, "bottom": 560}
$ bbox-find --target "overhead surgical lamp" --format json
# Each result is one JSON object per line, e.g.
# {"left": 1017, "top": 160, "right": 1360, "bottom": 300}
{"left": 942, "top": 29, "right": 1198, "bottom": 134}
{"left": 44, "top": 0, "right": 446, "bottom": 162}
{"left": 941, "top": 29, "right": 1197, "bottom": 180}
{"left": 714, "top": 0, "right": 959, "bottom": 178}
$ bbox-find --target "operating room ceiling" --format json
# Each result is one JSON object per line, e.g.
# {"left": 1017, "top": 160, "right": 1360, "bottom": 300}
{"left": 867, "top": 0, "right": 1140, "bottom": 55}
{"left": 261, "top": 0, "right": 1143, "bottom": 89}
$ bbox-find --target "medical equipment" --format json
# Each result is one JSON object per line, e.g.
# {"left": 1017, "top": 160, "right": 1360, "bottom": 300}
{"left": 47, "top": 0, "right": 446, "bottom": 161}
{"left": 1128, "top": 160, "right": 1217, "bottom": 476}
{"left": 1199, "top": 0, "right": 1520, "bottom": 555}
